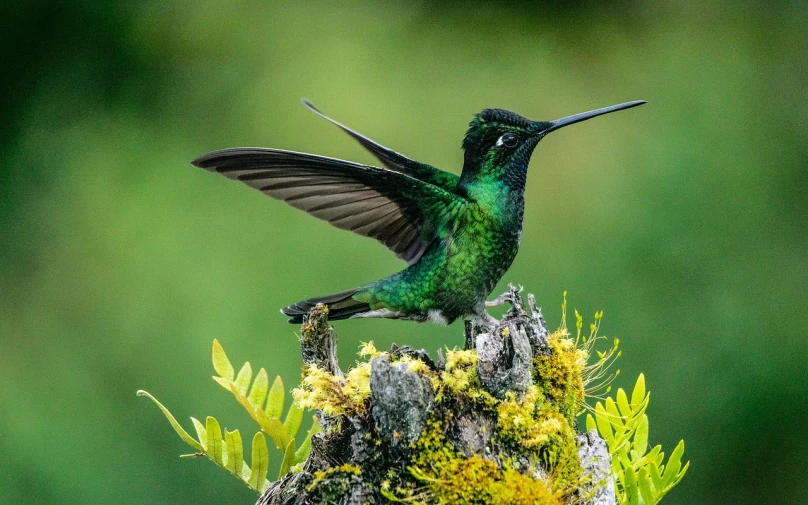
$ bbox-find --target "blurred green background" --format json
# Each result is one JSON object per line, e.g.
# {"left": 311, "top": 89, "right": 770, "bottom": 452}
{"left": 2, "top": 1, "right": 806, "bottom": 504}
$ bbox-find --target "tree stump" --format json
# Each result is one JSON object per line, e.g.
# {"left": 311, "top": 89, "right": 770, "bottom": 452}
{"left": 258, "top": 285, "right": 614, "bottom": 505}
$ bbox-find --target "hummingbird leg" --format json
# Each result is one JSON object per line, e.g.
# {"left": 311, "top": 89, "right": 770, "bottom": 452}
{"left": 485, "top": 293, "right": 510, "bottom": 307}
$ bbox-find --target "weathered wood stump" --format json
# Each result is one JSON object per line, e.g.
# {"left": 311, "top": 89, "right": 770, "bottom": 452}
{"left": 258, "top": 285, "right": 614, "bottom": 505}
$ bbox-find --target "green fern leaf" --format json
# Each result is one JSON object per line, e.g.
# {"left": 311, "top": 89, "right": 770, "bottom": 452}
{"left": 235, "top": 362, "right": 253, "bottom": 396}
{"left": 283, "top": 402, "right": 304, "bottom": 438}
{"left": 255, "top": 407, "right": 292, "bottom": 451}
{"left": 266, "top": 375, "right": 285, "bottom": 419}
{"left": 624, "top": 466, "right": 639, "bottom": 505}
{"left": 662, "top": 440, "right": 686, "bottom": 488}
{"left": 224, "top": 429, "right": 242, "bottom": 474}
{"left": 279, "top": 440, "right": 297, "bottom": 478}
{"left": 206, "top": 416, "right": 225, "bottom": 465}
{"left": 249, "top": 368, "right": 269, "bottom": 408}
{"left": 585, "top": 413, "right": 597, "bottom": 433}
{"left": 616, "top": 388, "right": 632, "bottom": 418}
{"left": 648, "top": 459, "right": 664, "bottom": 492}
{"left": 633, "top": 415, "right": 649, "bottom": 455}
{"left": 191, "top": 417, "right": 207, "bottom": 450}
{"left": 639, "top": 467, "right": 656, "bottom": 504}
{"left": 594, "top": 402, "right": 613, "bottom": 442}
{"left": 630, "top": 373, "right": 646, "bottom": 408}
{"left": 248, "top": 432, "right": 270, "bottom": 492}
{"left": 137, "top": 391, "right": 204, "bottom": 452}
{"left": 212, "top": 339, "right": 235, "bottom": 381}
{"left": 294, "top": 417, "right": 320, "bottom": 465}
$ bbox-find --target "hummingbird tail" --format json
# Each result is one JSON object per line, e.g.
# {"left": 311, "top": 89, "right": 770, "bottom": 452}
{"left": 281, "top": 288, "right": 370, "bottom": 324}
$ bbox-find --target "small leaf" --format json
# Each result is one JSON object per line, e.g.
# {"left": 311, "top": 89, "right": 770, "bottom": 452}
{"left": 675, "top": 461, "right": 691, "bottom": 485}
{"left": 137, "top": 391, "right": 204, "bottom": 452}
{"left": 283, "top": 402, "right": 304, "bottom": 438}
{"left": 224, "top": 429, "right": 243, "bottom": 474}
{"left": 649, "top": 459, "right": 664, "bottom": 491}
{"left": 249, "top": 368, "right": 269, "bottom": 408}
{"left": 212, "top": 376, "right": 233, "bottom": 391}
{"left": 294, "top": 417, "right": 320, "bottom": 465}
{"left": 638, "top": 467, "right": 655, "bottom": 504}
{"left": 585, "top": 414, "right": 597, "bottom": 433}
{"left": 265, "top": 376, "right": 285, "bottom": 419}
{"left": 605, "top": 396, "right": 621, "bottom": 420}
{"left": 229, "top": 383, "right": 258, "bottom": 417}
{"left": 631, "top": 373, "right": 646, "bottom": 408}
{"left": 212, "top": 339, "right": 235, "bottom": 381}
{"left": 248, "top": 433, "right": 269, "bottom": 492}
{"left": 206, "top": 417, "right": 224, "bottom": 465}
{"left": 624, "top": 466, "right": 639, "bottom": 505}
{"left": 616, "top": 388, "right": 632, "bottom": 418}
{"left": 595, "top": 403, "right": 614, "bottom": 443}
{"left": 279, "top": 439, "right": 297, "bottom": 478}
{"left": 636, "top": 444, "right": 661, "bottom": 468}
{"left": 634, "top": 415, "right": 649, "bottom": 456}
{"left": 191, "top": 417, "right": 207, "bottom": 450}
{"left": 662, "top": 440, "right": 686, "bottom": 487}
{"left": 255, "top": 408, "right": 291, "bottom": 451}
{"left": 235, "top": 362, "right": 253, "bottom": 396}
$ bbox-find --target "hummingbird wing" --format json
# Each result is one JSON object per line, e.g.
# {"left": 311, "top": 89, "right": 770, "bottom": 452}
{"left": 192, "top": 148, "right": 464, "bottom": 264}
{"left": 302, "top": 100, "right": 460, "bottom": 191}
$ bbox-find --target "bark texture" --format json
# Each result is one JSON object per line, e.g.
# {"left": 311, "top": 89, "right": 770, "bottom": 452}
{"left": 258, "top": 285, "right": 615, "bottom": 505}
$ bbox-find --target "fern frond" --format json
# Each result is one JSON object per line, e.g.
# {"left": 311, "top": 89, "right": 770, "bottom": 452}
{"left": 209, "top": 339, "right": 318, "bottom": 479}
{"left": 586, "top": 374, "right": 689, "bottom": 505}
{"left": 137, "top": 391, "right": 271, "bottom": 493}
{"left": 138, "top": 339, "right": 321, "bottom": 493}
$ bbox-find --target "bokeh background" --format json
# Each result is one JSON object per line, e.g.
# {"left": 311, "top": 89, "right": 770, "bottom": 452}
{"left": 2, "top": 1, "right": 806, "bottom": 504}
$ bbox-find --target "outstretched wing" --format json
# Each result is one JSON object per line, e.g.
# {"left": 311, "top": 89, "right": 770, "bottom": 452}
{"left": 192, "top": 148, "right": 464, "bottom": 264}
{"left": 302, "top": 100, "right": 460, "bottom": 191}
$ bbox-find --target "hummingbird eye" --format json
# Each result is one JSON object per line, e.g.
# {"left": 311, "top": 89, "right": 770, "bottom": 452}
{"left": 496, "top": 133, "right": 519, "bottom": 148}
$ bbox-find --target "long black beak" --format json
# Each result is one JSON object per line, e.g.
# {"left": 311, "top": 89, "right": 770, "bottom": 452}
{"left": 544, "top": 100, "right": 646, "bottom": 134}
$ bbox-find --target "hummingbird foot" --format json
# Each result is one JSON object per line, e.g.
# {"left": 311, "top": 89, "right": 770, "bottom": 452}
{"left": 485, "top": 284, "right": 524, "bottom": 308}
{"left": 485, "top": 293, "right": 510, "bottom": 307}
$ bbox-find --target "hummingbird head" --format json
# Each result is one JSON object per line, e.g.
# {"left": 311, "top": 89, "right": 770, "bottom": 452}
{"left": 459, "top": 100, "right": 646, "bottom": 192}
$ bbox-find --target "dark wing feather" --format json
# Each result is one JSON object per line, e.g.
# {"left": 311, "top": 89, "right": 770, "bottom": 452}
{"left": 302, "top": 100, "right": 460, "bottom": 191}
{"left": 192, "top": 148, "right": 464, "bottom": 264}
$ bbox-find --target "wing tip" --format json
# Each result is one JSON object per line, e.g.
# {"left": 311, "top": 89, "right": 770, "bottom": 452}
{"left": 191, "top": 152, "right": 218, "bottom": 170}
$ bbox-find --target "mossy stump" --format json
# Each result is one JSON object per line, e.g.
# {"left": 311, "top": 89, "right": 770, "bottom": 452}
{"left": 258, "top": 285, "right": 614, "bottom": 505}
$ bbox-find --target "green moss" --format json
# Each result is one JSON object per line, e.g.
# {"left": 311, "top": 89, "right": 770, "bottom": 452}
{"left": 306, "top": 464, "right": 363, "bottom": 502}
{"left": 402, "top": 420, "right": 562, "bottom": 505}
{"left": 292, "top": 344, "right": 377, "bottom": 417}
{"left": 495, "top": 386, "right": 583, "bottom": 496}
{"left": 293, "top": 362, "right": 371, "bottom": 417}
{"left": 533, "top": 330, "right": 587, "bottom": 424}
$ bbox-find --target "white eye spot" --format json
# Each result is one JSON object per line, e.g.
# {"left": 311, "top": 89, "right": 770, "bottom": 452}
{"left": 496, "top": 133, "right": 518, "bottom": 148}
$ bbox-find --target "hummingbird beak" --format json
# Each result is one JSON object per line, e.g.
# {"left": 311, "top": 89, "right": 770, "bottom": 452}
{"left": 539, "top": 100, "right": 647, "bottom": 135}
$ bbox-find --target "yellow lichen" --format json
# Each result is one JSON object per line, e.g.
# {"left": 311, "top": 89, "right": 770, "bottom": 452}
{"left": 293, "top": 364, "right": 353, "bottom": 417}
{"left": 293, "top": 347, "right": 376, "bottom": 417}
{"left": 404, "top": 420, "right": 562, "bottom": 505}
{"left": 306, "top": 463, "right": 363, "bottom": 497}
{"left": 358, "top": 340, "right": 381, "bottom": 359}
{"left": 533, "top": 331, "right": 587, "bottom": 423}
{"left": 439, "top": 349, "right": 479, "bottom": 394}
{"left": 495, "top": 386, "right": 583, "bottom": 495}
{"left": 397, "top": 354, "right": 431, "bottom": 374}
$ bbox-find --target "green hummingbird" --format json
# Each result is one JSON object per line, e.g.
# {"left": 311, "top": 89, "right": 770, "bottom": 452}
{"left": 193, "top": 99, "right": 645, "bottom": 325}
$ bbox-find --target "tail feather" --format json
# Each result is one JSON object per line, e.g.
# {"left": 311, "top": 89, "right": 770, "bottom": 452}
{"left": 281, "top": 288, "right": 371, "bottom": 323}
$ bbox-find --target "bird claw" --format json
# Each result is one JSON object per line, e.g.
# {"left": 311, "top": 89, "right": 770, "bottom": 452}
{"left": 485, "top": 293, "right": 510, "bottom": 307}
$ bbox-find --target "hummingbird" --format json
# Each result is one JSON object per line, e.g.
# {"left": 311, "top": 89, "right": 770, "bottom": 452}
{"left": 193, "top": 99, "right": 645, "bottom": 325}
